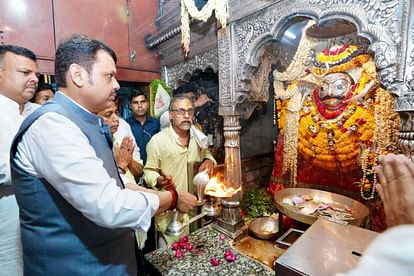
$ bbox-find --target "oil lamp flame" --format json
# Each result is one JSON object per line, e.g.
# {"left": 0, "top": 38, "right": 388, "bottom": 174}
{"left": 204, "top": 177, "right": 241, "bottom": 198}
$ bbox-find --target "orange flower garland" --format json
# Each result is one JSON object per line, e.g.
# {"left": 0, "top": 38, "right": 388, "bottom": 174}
{"left": 275, "top": 44, "right": 400, "bottom": 187}
{"left": 277, "top": 70, "right": 378, "bottom": 172}
{"left": 296, "top": 86, "right": 376, "bottom": 172}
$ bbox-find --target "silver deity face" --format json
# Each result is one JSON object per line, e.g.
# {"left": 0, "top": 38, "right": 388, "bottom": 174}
{"left": 319, "top": 72, "right": 352, "bottom": 110}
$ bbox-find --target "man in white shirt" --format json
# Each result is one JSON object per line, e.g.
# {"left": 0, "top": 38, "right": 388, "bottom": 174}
{"left": 0, "top": 45, "right": 39, "bottom": 276}
{"left": 97, "top": 100, "right": 143, "bottom": 187}
{"left": 10, "top": 34, "right": 196, "bottom": 275}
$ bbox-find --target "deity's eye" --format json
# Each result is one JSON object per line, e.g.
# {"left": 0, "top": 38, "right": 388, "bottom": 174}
{"left": 332, "top": 79, "right": 350, "bottom": 94}
{"left": 334, "top": 83, "right": 346, "bottom": 92}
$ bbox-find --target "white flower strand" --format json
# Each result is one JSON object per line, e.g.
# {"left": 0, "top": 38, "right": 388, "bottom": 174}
{"left": 181, "top": 0, "right": 229, "bottom": 56}
{"left": 273, "top": 21, "right": 316, "bottom": 186}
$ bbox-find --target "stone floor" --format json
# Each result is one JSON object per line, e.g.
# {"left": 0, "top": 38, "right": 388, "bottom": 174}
{"left": 144, "top": 223, "right": 274, "bottom": 276}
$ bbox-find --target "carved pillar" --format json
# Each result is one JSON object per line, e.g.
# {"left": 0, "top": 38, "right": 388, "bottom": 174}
{"left": 397, "top": 1, "right": 414, "bottom": 161}
{"left": 223, "top": 115, "right": 242, "bottom": 200}
{"left": 214, "top": 114, "right": 244, "bottom": 238}
{"left": 397, "top": 110, "right": 414, "bottom": 161}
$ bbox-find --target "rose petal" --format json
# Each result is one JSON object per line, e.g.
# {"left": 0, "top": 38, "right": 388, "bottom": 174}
{"left": 175, "top": 248, "right": 184, "bottom": 258}
{"left": 210, "top": 258, "right": 220, "bottom": 266}
{"left": 225, "top": 254, "right": 236, "bottom": 262}
{"left": 185, "top": 242, "right": 193, "bottom": 251}
{"left": 180, "top": 236, "right": 189, "bottom": 243}
{"left": 171, "top": 242, "right": 180, "bottom": 251}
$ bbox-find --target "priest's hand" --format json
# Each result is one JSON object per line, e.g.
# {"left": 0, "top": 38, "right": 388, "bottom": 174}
{"left": 376, "top": 153, "right": 414, "bottom": 227}
{"left": 199, "top": 159, "right": 214, "bottom": 175}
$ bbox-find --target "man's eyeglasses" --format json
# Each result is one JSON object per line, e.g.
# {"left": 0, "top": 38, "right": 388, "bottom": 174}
{"left": 170, "top": 108, "right": 195, "bottom": 116}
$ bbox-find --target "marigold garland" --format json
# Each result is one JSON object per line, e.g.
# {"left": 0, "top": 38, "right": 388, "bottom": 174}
{"left": 296, "top": 85, "right": 376, "bottom": 172}
{"left": 275, "top": 46, "right": 400, "bottom": 183}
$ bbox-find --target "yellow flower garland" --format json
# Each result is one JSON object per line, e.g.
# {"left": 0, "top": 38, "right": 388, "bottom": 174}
{"left": 297, "top": 100, "right": 375, "bottom": 171}
{"left": 275, "top": 43, "right": 400, "bottom": 184}
{"left": 277, "top": 84, "right": 398, "bottom": 173}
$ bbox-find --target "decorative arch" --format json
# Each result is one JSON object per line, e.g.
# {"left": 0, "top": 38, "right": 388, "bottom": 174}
{"left": 216, "top": 0, "right": 413, "bottom": 206}
{"left": 218, "top": 0, "right": 409, "bottom": 119}
{"left": 162, "top": 48, "right": 218, "bottom": 90}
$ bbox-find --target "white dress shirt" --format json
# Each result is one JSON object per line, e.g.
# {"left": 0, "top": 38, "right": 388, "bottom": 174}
{"left": 0, "top": 93, "right": 38, "bottom": 276}
{"left": 14, "top": 94, "right": 159, "bottom": 232}
{"left": 0, "top": 94, "right": 38, "bottom": 185}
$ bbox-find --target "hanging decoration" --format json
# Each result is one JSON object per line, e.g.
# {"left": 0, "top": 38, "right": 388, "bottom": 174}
{"left": 273, "top": 21, "right": 317, "bottom": 186}
{"left": 359, "top": 146, "right": 379, "bottom": 200}
{"left": 357, "top": 86, "right": 400, "bottom": 200}
{"left": 180, "top": 0, "right": 229, "bottom": 56}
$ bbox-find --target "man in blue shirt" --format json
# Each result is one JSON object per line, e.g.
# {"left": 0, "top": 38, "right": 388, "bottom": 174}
{"left": 126, "top": 90, "right": 160, "bottom": 164}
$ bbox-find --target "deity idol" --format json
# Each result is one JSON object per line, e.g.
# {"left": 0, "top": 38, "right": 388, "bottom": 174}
{"left": 269, "top": 37, "right": 400, "bottom": 231}
{"left": 271, "top": 41, "right": 399, "bottom": 192}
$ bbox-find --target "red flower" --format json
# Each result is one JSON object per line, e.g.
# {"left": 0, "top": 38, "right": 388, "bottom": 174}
{"left": 185, "top": 242, "right": 193, "bottom": 251}
{"left": 224, "top": 250, "right": 237, "bottom": 262}
{"left": 357, "top": 118, "right": 366, "bottom": 125}
{"left": 179, "top": 236, "right": 189, "bottom": 243}
{"left": 171, "top": 242, "right": 180, "bottom": 251}
{"left": 240, "top": 208, "right": 246, "bottom": 218}
{"left": 210, "top": 258, "right": 220, "bottom": 266}
{"left": 178, "top": 241, "right": 186, "bottom": 249}
{"left": 175, "top": 249, "right": 184, "bottom": 258}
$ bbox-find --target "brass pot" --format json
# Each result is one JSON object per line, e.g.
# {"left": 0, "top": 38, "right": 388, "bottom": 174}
{"left": 249, "top": 216, "right": 279, "bottom": 240}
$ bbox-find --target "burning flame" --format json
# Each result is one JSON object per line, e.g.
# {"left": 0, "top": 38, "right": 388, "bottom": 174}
{"left": 204, "top": 177, "right": 241, "bottom": 198}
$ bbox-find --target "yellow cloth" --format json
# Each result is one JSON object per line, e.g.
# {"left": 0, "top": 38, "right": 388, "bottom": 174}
{"left": 143, "top": 125, "right": 216, "bottom": 245}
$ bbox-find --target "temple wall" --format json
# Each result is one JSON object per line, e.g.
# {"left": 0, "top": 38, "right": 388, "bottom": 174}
{"left": 148, "top": 1, "right": 414, "bottom": 213}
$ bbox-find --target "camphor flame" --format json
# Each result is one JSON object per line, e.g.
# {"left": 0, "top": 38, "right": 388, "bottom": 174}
{"left": 204, "top": 177, "right": 241, "bottom": 198}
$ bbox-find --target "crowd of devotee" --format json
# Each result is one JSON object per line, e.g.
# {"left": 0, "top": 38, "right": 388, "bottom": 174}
{"left": 0, "top": 35, "right": 218, "bottom": 275}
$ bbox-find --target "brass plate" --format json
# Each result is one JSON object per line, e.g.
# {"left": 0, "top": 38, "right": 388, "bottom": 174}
{"left": 274, "top": 188, "right": 369, "bottom": 226}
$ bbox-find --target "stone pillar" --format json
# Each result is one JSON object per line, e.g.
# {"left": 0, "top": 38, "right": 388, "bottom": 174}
{"left": 223, "top": 115, "right": 242, "bottom": 201}
{"left": 397, "top": 111, "right": 414, "bottom": 161}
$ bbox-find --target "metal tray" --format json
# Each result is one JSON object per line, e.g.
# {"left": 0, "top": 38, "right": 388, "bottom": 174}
{"left": 274, "top": 188, "right": 369, "bottom": 226}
